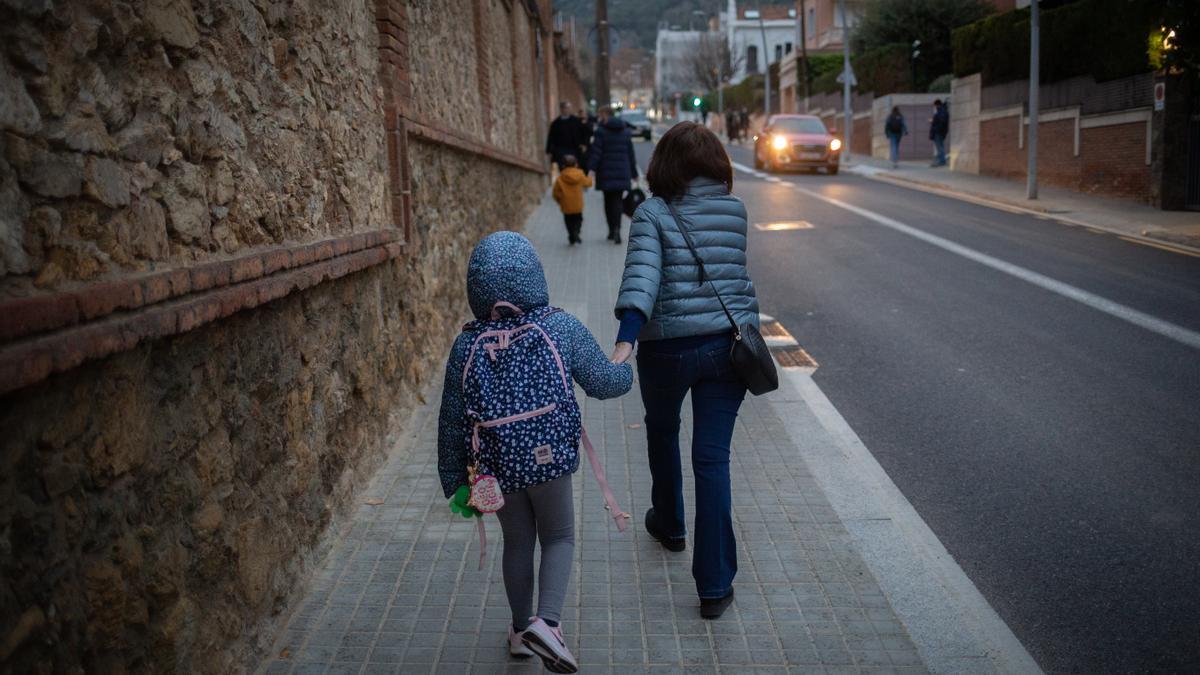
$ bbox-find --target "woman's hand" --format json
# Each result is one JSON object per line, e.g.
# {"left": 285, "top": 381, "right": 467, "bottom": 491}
{"left": 610, "top": 341, "right": 634, "bottom": 364}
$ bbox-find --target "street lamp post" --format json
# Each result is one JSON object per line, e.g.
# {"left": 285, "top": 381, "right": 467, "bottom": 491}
{"left": 840, "top": 0, "right": 851, "bottom": 162}
{"left": 756, "top": 1, "right": 771, "bottom": 117}
{"left": 595, "top": 0, "right": 610, "bottom": 110}
{"left": 1026, "top": 0, "right": 1040, "bottom": 199}
{"left": 911, "top": 40, "right": 921, "bottom": 91}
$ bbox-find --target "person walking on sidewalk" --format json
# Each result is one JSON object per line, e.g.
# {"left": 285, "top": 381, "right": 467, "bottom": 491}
{"left": 546, "top": 101, "right": 586, "bottom": 171}
{"left": 929, "top": 99, "right": 949, "bottom": 167}
{"left": 587, "top": 105, "right": 638, "bottom": 244}
{"left": 437, "top": 232, "right": 633, "bottom": 673}
{"left": 551, "top": 155, "right": 592, "bottom": 245}
{"left": 885, "top": 106, "right": 908, "bottom": 169}
{"left": 609, "top": 122, "right": 760, "bottom": 620}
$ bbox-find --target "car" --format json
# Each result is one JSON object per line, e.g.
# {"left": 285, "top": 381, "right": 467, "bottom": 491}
{"left": 620, "top": 110, "right": 652, "bottom": 140}
{"left": 753, "top": 114, "right": 842, "bottom": 174}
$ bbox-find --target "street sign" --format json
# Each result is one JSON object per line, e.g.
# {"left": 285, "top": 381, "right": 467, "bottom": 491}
{"left": 1154, "top": 81, "right": 1165, "bottom": 112}
{"left": 836, "top": 65, "right": 857, "bottom": 87}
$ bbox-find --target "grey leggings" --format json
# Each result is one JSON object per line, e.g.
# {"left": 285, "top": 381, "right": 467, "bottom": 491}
{"left": 494, "top": 475, "right": 575, "bottom": 629}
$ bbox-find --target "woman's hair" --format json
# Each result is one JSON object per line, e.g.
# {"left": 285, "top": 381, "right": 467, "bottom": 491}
{"left": 891, "top": 106, "right": 901, "bottom": 116}
{"left": 646, "top": 122, "right": 733, "bottom": 200}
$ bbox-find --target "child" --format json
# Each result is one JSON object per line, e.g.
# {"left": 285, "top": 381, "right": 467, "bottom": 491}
{"left": 437, "top": 231, "right": 632, "bottom": 673}
{"left": 551, "top": 154, "right": 592, "bottom": 245}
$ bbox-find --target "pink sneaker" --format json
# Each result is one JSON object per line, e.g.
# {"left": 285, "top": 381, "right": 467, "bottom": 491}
{"left": 508, "top": 624, "right": 534, "bottom": 658}
{"left": 520, "top": 617, "right": 578, "bottom": 673}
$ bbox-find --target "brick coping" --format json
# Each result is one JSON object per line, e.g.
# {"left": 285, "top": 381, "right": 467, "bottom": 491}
{"left": 0, "top": 230, "right": 403, "bottom": 395}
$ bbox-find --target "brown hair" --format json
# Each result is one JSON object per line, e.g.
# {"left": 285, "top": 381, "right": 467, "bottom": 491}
{"left": 646, "top": 122, "right": 733, "bottom": 200}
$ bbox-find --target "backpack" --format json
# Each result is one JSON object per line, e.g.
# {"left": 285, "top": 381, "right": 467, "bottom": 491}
{"left": 886, "top": 115, "right": 903, "bottom": 135}
{"left": 623, "top": 186, "right": 646, "bottom": 217}
{"left": 460, "top": 301, "right": 628, "bottom": 565}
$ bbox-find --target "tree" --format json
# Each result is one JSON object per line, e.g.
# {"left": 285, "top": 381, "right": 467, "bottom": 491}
{"left": 688, "top": 33, "right": 742, "bottom": 93}
{"left": 851, "top": 0, "right": 993, "bottom": 90}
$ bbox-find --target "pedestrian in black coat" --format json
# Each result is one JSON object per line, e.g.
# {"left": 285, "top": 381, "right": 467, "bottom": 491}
{"left": 929, "top": 99, "right": 950, "bottom": 167}
{"left": 546, "top": 101, "right": 585, "bottom": 170}
{"left": 586, "top": 106, "right": 638, "bottom": 244}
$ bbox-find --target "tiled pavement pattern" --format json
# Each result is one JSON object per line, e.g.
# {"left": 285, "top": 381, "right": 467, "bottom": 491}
{"left": 260, "top": 190, "right": 928, "bottom": 674}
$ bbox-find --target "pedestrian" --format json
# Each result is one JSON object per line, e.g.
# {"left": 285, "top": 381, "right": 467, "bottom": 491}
{"left": 885, "top": 106, "right": 908, "bottom": 169}
{"left": 586, "top": 105, "right": 638, "bottom": 245}
{"left": 545, "top": 101, "right": 584, "bottom": 171}
{"left": 438, "top": 232, "right": 633, "bottom": 673}
{"left": 738, "top": 107, "right": 750, "bottom": 143}
{"left": 725, "top": 109, "right": 738, "bottom": 142}
{"left": 551, "top": 154, "right": 592, "bottom": 245}
{"left": 929, "top": 99, "right": 949, "bottom": 167}
{"left": 609, "top": 122, "right": 761, "bottom": 620}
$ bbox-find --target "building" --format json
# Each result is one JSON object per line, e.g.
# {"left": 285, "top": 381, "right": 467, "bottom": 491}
{"left": 780, "top": 0, "right": 865, "bottom": 112}
{"left": 722, "top": 1, "right": 798, "bottom": 84}
{"left": 655, "top": 27, "right": 705, "bottom": 110}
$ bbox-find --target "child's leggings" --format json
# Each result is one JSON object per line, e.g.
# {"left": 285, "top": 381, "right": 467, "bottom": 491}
{"left": 495, "top": 475, "right": 574, "bottom": 630}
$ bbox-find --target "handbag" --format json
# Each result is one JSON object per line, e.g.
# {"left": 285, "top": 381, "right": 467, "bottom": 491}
{"left": 661, "top": 199, "right": 779, "bottom": 396}
{"left": 623, "top": 185, "right": 646, "bottom": 217}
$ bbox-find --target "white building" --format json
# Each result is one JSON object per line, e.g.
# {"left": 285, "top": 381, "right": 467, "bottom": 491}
{"left": 654, "top": 28, "right": 704, "bottom": 104}
{"left": 722, "top": 1, "right": 798, "bottom": 84}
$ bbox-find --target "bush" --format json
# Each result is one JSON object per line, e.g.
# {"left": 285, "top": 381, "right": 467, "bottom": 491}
{"left": 927, "top": 73, "right": 953, "bottom": 93}
{"left": 953, "top": 0, "right": 1159, "bottom": 85}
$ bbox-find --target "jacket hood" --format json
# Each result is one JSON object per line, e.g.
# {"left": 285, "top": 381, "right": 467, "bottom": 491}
{"left": 558, "top": 167, "right": 587, "bottom": 185}
{"left": 466, "top": 231, "right": 550, "bottom": 320}
{"left": 602, "top": 116, "right": 626, "bottom": 131}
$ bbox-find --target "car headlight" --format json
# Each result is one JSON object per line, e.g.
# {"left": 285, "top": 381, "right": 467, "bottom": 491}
{"left": 771, "top": 135, "right": 788, "bottom": 151}
{"left": 829, "top": 138, "right": 842, "bottom": 151}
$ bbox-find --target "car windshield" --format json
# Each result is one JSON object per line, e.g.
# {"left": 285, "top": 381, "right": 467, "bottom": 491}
{"left": 621, "top": 111, "right": 647, "bottom": 123}
{"left": 771, "top": 118, "right": 827, "bottom": 134}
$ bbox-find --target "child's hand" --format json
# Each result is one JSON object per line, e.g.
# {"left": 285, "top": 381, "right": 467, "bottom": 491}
{"left": 610, "top": 341, "right": 633, "bottom": 364}
{"left": 449, "top": 485, "right": 481, "bottom": 519}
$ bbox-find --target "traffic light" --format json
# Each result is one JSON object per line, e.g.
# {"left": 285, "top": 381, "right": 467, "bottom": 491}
{"left": 692, "top": 96, "right": 702, "bottom": 108}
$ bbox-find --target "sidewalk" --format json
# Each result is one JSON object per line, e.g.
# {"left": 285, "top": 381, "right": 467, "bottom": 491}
{"left": 845, "top": 157, "right": 1200, "bottom": 251}
{"left": 257, "top": 190, "right": 965, "bottom": 674}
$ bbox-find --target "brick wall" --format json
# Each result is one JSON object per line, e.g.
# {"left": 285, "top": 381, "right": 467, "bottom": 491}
{"left": 0, "top": 0, "right": 557, "bottom": 672}
{"left": 980, "top": 113, "right": 1152, "bottom": 202}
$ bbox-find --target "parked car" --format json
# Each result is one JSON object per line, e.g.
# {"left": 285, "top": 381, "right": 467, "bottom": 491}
{"left": 620, "top": 110, "right": 652, "bottom": 140}
{"left": 753, "top": 114, "right": 842, "bottom": 174}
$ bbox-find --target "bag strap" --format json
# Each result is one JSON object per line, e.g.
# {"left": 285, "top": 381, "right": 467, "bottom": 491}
{"left": 582, "top": 426, "right": 630, "bottom": 532}
{"left": 661, "top": 198, "right": 742, "bottom": 340}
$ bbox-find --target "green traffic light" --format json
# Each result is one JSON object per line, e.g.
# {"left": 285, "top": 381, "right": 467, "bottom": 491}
{"left": 693, "top": 97, "right": 702, "bottom": 107}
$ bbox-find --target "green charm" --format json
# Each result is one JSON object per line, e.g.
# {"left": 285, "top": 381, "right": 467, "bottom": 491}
{"left": 449, "top": 485, "right": 481, "bottom": 519}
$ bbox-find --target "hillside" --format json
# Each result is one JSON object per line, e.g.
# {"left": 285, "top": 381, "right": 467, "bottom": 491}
{"left": 553, "top": 0, "right": 795, "bottom": 51}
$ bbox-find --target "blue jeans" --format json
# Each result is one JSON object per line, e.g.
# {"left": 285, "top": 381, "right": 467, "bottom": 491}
{"left": 887, "top": 135, "right": 901, "bottom": 164}
{"left": 636, "top": 332, "right": 746, "bottom": 599}
{"left": 932, "top": 134, "right": 947, "bottom": 165}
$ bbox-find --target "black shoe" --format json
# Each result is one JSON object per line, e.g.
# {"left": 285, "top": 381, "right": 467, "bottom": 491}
{"left": 644, "top": 509, "right": 686, "bottom": 552}
{"left": 700, "top": 589, "right": 735, "bottom": 620}
{"left": 613, "top": 234, "right": 622, "bottom": 244}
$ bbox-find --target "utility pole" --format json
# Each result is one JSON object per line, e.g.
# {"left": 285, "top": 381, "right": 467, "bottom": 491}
{"left": 756, "top": 1, "right": 771, "bottom": 117}
{"left": 595, "top": 0, "right": 610, "bottom": 109}
{"left": 798, "top": 1, "right": 810, "bottom": 105}
{"left": 840, "top": 0, "right": 851, "bottom": 162}
{"left": 1026, "top": 0, "right": 1039, "bottom": 199}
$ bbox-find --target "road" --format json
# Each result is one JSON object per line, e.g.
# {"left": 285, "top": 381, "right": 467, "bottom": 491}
{"left": 633, "top": 139, "right": 1200, "bottom": 674}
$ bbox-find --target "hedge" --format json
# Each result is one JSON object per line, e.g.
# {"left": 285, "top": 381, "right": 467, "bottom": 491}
{"left": 952, "top": 0, "right": 1158, "bottom": 85}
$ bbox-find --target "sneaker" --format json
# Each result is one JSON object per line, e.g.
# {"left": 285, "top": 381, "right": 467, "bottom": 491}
{"left": 644, "top": 508, "right": 686, "bottom": 552}
{"left": 700, "top": 588, "right": 735, "bottom": 619}
{"left": 520, "top": 617, "right": 578, "bottom": 673}
{"left": 508, "top": 624, "right": 534, "bottom": 658}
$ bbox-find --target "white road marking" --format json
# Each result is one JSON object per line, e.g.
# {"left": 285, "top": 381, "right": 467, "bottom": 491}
{"left": 731, "top": 161, "right": 1200, "bottom": 351}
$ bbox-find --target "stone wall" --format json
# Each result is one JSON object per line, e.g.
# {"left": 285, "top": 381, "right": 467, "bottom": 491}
{"left": 0, "top": 0, "right": 556, "bottom": 672}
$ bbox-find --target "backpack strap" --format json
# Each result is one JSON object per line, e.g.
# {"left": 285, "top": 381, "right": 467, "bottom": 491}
{"left": 582, "top": 427, "right": 630, "bottom": 532}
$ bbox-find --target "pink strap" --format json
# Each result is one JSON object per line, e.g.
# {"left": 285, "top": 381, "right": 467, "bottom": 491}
{"left": 476, "top": 516, "right": 487, "bottom": 571}
{"left": 490, "top": 301, "right": 523, "bottom": 320}
{"left": 582, "top": 427, "right": 630, "bottom": 532}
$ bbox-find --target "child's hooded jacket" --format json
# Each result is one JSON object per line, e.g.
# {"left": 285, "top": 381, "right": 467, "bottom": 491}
{"left": 437, "top": 232, "right": 633, "bottom": 498}
{"left": 552, "top": 167, "right": 593, "bottom": 215}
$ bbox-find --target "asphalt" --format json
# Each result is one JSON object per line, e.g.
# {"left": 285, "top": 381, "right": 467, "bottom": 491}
{"left": 630, "top": 140, "right": 1200, "bottom": 674}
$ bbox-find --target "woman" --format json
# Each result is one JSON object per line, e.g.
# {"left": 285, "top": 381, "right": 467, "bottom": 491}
{"left": 586, "top": 106, "right": 638, "bottom": 244}
{"left": 609, "top": 122, "right": 759, "bottom": 619}
{"left": 885, "top": 106, "right": 908, "bottom": 168}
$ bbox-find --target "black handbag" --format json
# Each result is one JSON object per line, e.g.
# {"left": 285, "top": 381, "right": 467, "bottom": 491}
{"left": 623, "top": 187, "right": 646, "bottom": 217}
{"left": 662, "top": 200, "right": 779, "bottom": 396}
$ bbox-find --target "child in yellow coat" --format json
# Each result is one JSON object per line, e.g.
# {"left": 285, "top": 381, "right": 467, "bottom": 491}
{"left": 551, "top": 155, "right": 592, "bottom": 245}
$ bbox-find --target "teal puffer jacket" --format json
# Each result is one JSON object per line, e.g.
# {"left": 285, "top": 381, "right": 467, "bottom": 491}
{"left": 615, "top": 178, "right": 760, "bottom": 341}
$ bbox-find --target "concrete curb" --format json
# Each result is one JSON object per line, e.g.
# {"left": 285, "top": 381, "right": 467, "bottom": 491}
{"left": 843, "top": 165, "right": 1200, "bottom": 257}
{"left": 767, "top": 369, "right": 1044, "bottom": 675}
